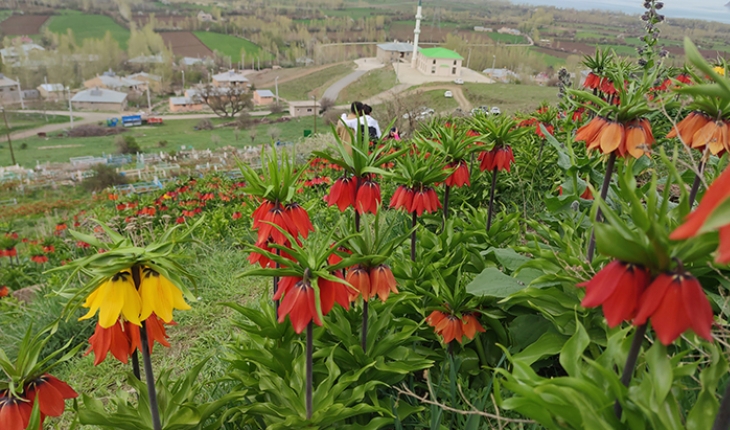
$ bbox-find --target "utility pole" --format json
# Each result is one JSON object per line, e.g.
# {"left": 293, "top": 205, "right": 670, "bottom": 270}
{"left": 312, "top": 95, "right": 317, "bottom": 134}
{"left": 182, "top": 70, "right": 185, "bottom": 89}
{"left": 1, "top": 108, "right": 17, "bottom": 166}
{"left": 66, "top": 86, "right": 74, "bottom": 129}
{"left": 257, "top": 57, "right": 260, "bottom": 71}
{"left": 275, "top": 76, "right": 279, "bottom": 104}
{"left": 146, "top": 86, "right": 152, "bottom": 113}
{"left": 492, "top": 55, "right": 497, "bottom": 70}
{"left": 16, "top": 79, "right": 24, "bottom": 110}
{"left": 467, "top": 47, "right": 472, "bottom": 69}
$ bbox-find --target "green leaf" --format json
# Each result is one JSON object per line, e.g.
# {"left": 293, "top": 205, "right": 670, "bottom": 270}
{"left": 646, "top": 342, "right": 672, "bottom": 404}
{"left": 466, "top": 268, "right": 528, "bottom": 298}
{"left": 489, "top": 248, "right": 531, "bottom": 272}
{"left": 513, "top": 331, "right": 566, "bottom": 366}
{"left": 559, "top": 321, "right": 590, "bottom": 377}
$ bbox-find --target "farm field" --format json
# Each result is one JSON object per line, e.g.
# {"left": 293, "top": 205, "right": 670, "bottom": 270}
{"left": 192, "top": 31, "right": 271, "bottom": 63}
{"left": 8, "top": 116, "right": 328, "bottom": 167}
{"left": 47, "top": 10, "right": 130, "bottom": 48}
{"left": 336, "top": 66, "right": 396, "bottom": 104}
{"left": 462, "top": 82, "right": 559, "bottom": 114}
{"left": 272, "top": 63, "right": 354, "bottom": 101}
{"left": 132, "top": 14, "right": 190, "bottom": 28}
{"left": 159, "top": 31, "right": 213, "bottom": 58}
{"left": 0, "top": 14, "right": 50, "bottom": 36}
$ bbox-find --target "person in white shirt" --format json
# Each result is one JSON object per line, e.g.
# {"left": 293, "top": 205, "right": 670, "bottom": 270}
{"left": 342, "top": 104, "right": 380, "bottom": 140}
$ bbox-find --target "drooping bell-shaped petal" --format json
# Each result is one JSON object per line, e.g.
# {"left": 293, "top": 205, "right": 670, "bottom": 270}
{"left": 444, "top": 161, "right": 470, "bottom": 188}
{"left": 0, "top": 394, "right": 32, "bottom": 430}
{"left": 328, "top": 177, "right": 357, "bottom": 212}
{"left": 80, "top": 271, "right": 141, "bottom": 328}
{"left": 355, "top": 180, "right": 381, "bottom": 214}
{"left": 139, "top": 267, "right": 190, "bottom": 323}
{"left": 85, "top": 320, "right": 133, "bottom": 366}
{"left": 277, "top": 280, "right": 322, "bottom": 334}
{"left": 461, "top": 313, "right": 486, "bottom": 340}
{"left": 345, "top": 265, "right": 371, "bottom": 301}
{"left": 634, "top": 272, "right": 714, "bottom": 345}
{"left": 369, "top": 265, "right": 398, "bottom": 303}
{"left": 577, "top": 261, "right": 651, "bottom": 327}
{"left": 285, "top": 202, "right": 315, "bottom": 239}
{"left": 23, "top": 374, "right": 77, "bottom": 418}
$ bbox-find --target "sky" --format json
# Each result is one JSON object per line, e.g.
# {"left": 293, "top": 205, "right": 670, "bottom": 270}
{"left": 513, "top": 0, "right": 730, "bottom": 23}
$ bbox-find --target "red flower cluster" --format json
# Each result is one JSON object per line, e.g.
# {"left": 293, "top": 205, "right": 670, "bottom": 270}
{"left": 0, "top": 286, "right": 8, "bottom": 298}
{"left": 667, "top": 112, "right": 729, "bottom": 155}
{"left": 1, "top": 248, "right": 17, "bottom": 258}
{"left": 426, "top": 311, "right": 485, "bottom": 344}
{"left": 390, "top": 186, "right": 441, "bottom": 216}
{"left": 30, "top": 255, "right": 48, "bottom": 264}
{"left": 345, "top": 265, "right": 398, "bottom": 302}
{"left": 85, "top": 315, "right": 173, "bottom": 366}
{"left": 0, "top": 374, "right": 77, "bottom": 430}
{"left": 579, "top": 261, "right": 713, "bottom": 345}
{"left": 479, "top": 147, "right": 515, "bottom": 172}
{"left": 274, "top": 276, "right": 351, "bottom": 333}
{"left": 584, "top": 73, "right": 617, "bottom": 95}
{"left": 327, "top": 176, "right": 382, "bottom": 214}
{"left": 444, "top": 160, "right": 470, "bottom": 188}
{"left": 249, "top": 200, "right": 314, "bottom": 268}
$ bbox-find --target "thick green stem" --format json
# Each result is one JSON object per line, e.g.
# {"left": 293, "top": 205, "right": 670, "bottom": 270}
{"left": 411, "top": 211, "right": 417, "bottom": 262}
{"left": 361, "top": 301, "right": 368, "bottom": 352}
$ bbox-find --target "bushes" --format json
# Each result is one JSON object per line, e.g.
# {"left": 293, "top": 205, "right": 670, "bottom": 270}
{"left": 115, "top": 135, "right": 141, "bottom": 154}
{"left": 81, "top": 163, "right": 127, "bottom": 192}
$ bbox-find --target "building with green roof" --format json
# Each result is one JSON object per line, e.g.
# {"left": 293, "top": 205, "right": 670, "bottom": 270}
{"left": 415, "top": 47, "right": 464, "bottom": 77}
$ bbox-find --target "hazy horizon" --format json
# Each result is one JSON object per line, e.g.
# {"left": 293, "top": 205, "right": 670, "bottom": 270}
{"left": 513, "top": 0, "right": 730, "bottom": 24}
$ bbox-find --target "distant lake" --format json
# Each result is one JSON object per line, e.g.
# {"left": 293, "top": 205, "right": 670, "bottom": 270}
{"left": 512, "top": 0, "right": 730, "bottom": 24}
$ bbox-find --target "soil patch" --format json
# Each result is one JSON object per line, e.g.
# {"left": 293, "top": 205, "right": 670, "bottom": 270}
{"left": 0, "top": 14, "right": 50, "bottom": 35}
{"left": 160, "top": 31, "right": 213, "bottom": 58}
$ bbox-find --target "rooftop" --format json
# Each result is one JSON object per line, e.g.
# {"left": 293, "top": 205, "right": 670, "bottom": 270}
{"left": 289, "top": 100, "right": 320, "bottom": 107}
{"left": 212, "top": 70, "right": 249, "bottom": 83}
{"left": 72, "top": 87, "right": 128, "bottom": 104}
{"left": 129, "top": 72, "right": 161, "bottom": 81}
{"left": 39, "top": 83, "right": 65, "bottom": 92}
{"left": 419, "top": 47, "right": 464, "bottom": 60}
{"left": 0, "top": 74, "right": 18, "bottom": 87}
{"left": 93, "top": 75, "right": 144, "bottom": 89}
{"left": 255, "top": 89, "right": 275, "bottom": 98}
{"left": 170, "top": 96, "right": 196, "bottom": 105}
{"left": 0, "top": 44, "right": 45, "bottom": 58}
{"left": 377, "top": 42, "right": 414, "bottom": 52}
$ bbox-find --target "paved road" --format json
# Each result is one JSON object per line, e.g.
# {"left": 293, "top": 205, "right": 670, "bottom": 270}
{"left": 323, "top": 70, "right": 367, "bottom": 101}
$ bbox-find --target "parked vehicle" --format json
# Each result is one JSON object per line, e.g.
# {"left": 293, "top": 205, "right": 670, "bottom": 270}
{"left": 444, "top": 91, "right": 453, "bottom": 98}
{"left": 121, "top": 115, "right": 142, "bottom": 127}
{"left": 490, "top": 106, "right": 502, "bottom": 116}
{"left": 454, "top": 79, "right": 464, "bottom": 85}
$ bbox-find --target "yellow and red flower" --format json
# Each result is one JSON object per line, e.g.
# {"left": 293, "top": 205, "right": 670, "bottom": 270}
{"left": 80, "top": 270, "right": 141, "bottom": 328}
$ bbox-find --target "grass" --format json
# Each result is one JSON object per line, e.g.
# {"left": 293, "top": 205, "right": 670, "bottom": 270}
{"left": 273, "top": 64, "right": 354, "bottom": 101}
{"left": 422, "top": 90, "right": 459, "bottom": 113}
{"left": 192, "top": 31, "right": 272, "bottom": 63}
{"left": 574, "top": 31, "right": 604, "bottom": 41}
{"left": 9, "top": 116, "right": 329, "bottom": 167}
{"left": 336, "top": 66, "right": 396, "bottom": 104}
{"left": 322, "top": 8, "right": 373, "bottom": 18}
{"left": 462, "top": 83, "right": 558, "bottom": 115}
{"left": 47, "top": 10, "right": 130, "bottom": 49}
{"left": 487, "top": 32, "right": 527, "bottom": 44}
{"left": 0, "top": 112, "right": 75, "bottom": 134}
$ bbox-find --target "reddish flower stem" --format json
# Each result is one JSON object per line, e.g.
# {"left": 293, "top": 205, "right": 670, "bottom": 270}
{"left": 411, "top": 211, "right": 417, "bottom": 262}
{"left": 614, "top": 323, "right": 647, "bottom": 418}
{"left": 131, "top": 351, "right": 141, "bottom": 380}
{"left": 361, "top": 301, "right": 368, "bottom": 352}
{"left": 274, "top": 249, "right": 280, "bottom": 314}
{"left": 688, "top": 160, "right": 705, "bottom": 207}
{"left": 443, "top": 185, "right": 451, "bottom": 223}
{"left": 712, "top": 381, "right": 730, "bottom": 430}
{"left": 487, "top": 167, "right": 499, "bottom": 231}
{"left": 306, "top": 321, "right": 313, "bottom": 420}
{"left": 587, "top": 152, "right": 617, "bottom": 262}
{"left": 131, "top": 265, "right": 162, "bottom": 430}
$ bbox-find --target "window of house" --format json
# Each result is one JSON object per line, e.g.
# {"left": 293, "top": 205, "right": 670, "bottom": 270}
{"left": 453, "top": 60, "right": 457, "bottom": 65}
{"left": 432, "top": 59, "right": 436, "bottom": 65}
{"left": 307, "top": 108, "right": 312, "bottom": 112}
{"left": 431, "top": 67, "right": 436, "bottom": 74}
{"left": 452, "top": 68, "right": 457, "bottom": 75}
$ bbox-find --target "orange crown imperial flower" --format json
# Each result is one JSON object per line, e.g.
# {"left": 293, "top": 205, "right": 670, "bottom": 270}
{"left": 576, "top": 117, "right": 654, "bottom": 158}
{"left": 577, "top": 261, "right": 651, "bottom": 327}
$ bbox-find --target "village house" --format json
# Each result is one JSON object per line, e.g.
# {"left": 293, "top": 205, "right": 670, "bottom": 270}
{"left": 128, "top": 72, "right": 162, "bottom": 91}
{"left": 253, "top": 89, "right": 275, "bottom": 106}
{"left": 168, "top": 89, "right": 205, "bottom": 112}
{"left": 71, "top": 87, "right": 128, "bottom": 112}
{"left": 84, "top": 71, "right": 144, "bottom": 92}
{"left": 0, "top": 74, "right": 21, "bottom": 105}
{"left": 497, "top": 27, "right": 522, "bottom": 36}
{"left": 482, "top": 68, "right": 519, "bottom": 83}
{"left": 0, "top": 43, "right": 44, "bottom": 65}
{"left": 289, "top": 100, "right": 319, "bottom": 117}
{"left": 474, "top": 26, "right": 493, "bottom": 32}
{"left": 415, "top": 47, "right": 463, "bottom": 77}
{"left": 197, "top": 10, "right": 214, "bottom": 22}
{"left": 212, "top": 70, "right": 249, "bottom": 87}
{"left": 37, "top": 83, "right": 66, "bottom": 101}
{"left": 376, "top": 41, "right": 414, "bottom": 64}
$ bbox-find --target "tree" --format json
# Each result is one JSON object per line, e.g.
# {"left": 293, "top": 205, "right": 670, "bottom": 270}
{"left": 82, "top": 164, "right": 127, "bottom": 192}
{"left": 319, "top": 97, "right": 334, "bottom": 114}
{"left": 196, "top": 84, "right": 253, "bottom": 118}
{"left": 248, "top": 129, "right": 257, "bottom": 145}
{"left": 115, "top": 135, "right": 141, "bottom": 154}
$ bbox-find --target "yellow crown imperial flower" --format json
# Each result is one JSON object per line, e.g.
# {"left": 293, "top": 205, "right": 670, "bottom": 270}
{"left": 713, "top": 66, "right": 726, "bottom": 76}
{"left": 80, "top": 270, "right": 142, "bottom": 328}
{"left": 139, "top": 266, "right": 191, "bottom": 323}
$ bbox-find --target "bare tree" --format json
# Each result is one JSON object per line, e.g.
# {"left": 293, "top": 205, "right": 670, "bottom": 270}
{"left": 248, "top": 129, "right": 257, "bottom": 145}
{"left": 196, "top": 84, "right": 253, "bottom": 118}
{"left": 319, "top": 97, "right": 335, "bottom": 114}
{"left": 267, "top": 126, "right": 281, "bottom": 142}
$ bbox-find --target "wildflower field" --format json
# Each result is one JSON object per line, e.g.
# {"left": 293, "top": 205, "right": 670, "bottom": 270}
{"left": 5, "top": 3, "right": 730, "bottom": 429}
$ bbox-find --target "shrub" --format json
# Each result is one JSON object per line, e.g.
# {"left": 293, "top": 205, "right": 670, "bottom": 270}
{"left": 81, "top": 163, "right": 127, "bottom": 192}
{"left": 115, "top": 135, "right": 141, "bottom": 155}
{"left": 196, "top": 119, "right": 214, "bottom": 130}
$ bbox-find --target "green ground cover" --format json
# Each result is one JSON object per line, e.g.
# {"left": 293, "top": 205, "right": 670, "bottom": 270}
{"left": 487, "top": 32, "right": 527, "bottom": 44}
{"left": 336, "top": 66, "right": 396, "bottom": 104}
{"left": 322, "top": 8, "right": 373, "bottom": 18}
{"left": 462, "top": 82, "right": 558, "bottom": 115}
{"left": 422, "top": 89, "right": 459, "bottom": 113}
{"left": 0, "top": 112, "right": 75, "bottom": 134}
{"left": 272, "top": 64, "right": 354, "bottom": 101}
{"left": 193, "top": 31, "right": 271, "bottom": 63}
{"left": 47, "top": 10, "right": 130, "bottom": 48}
{"left": 8, "top": 116, "right": 329, "bottom": 167}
